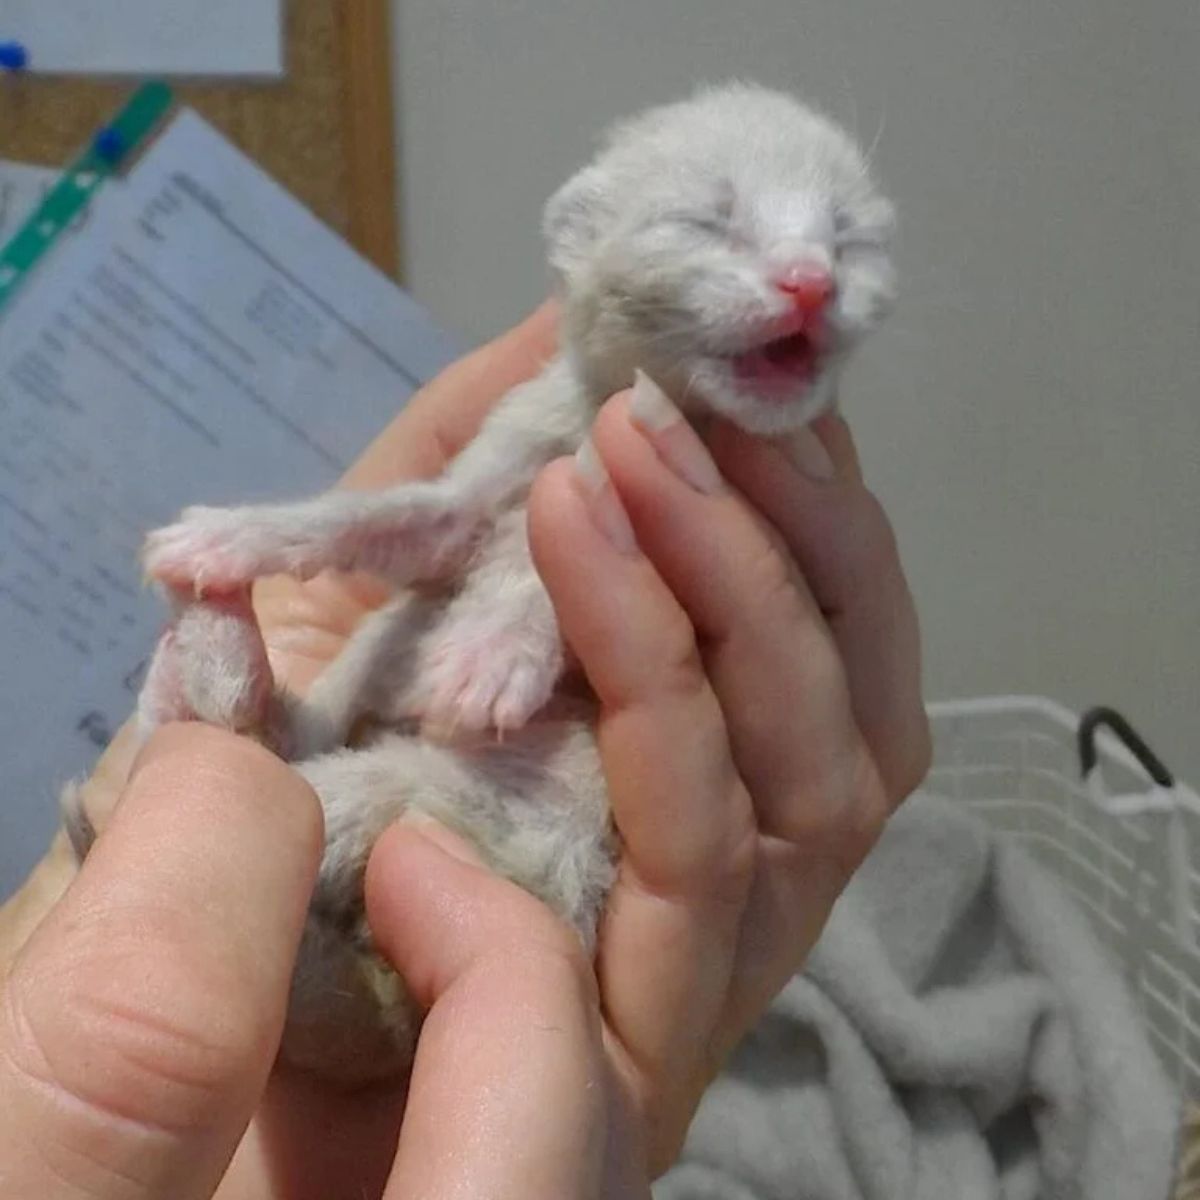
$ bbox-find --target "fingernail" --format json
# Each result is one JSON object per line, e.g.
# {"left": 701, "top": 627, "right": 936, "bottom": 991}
{"left": 784, "top": 425, "right": 836, "bottom": 481}
{"left": 628, "top": 369, "right": 724, "bottom": 495}
{"left": 572, "top": 438, "right": 640, "bottom": 556}
{"left": 401, "top": 816, "right": 485, "bottom": 866}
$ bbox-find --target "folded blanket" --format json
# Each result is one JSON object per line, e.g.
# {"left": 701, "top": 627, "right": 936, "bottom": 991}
{"left": 657, "top": 793, "right": 1177, "bottom": 1200}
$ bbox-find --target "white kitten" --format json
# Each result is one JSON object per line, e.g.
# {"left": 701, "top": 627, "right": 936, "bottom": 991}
{"left": 70, "top": 83, "right": 896, "bottom": 1084}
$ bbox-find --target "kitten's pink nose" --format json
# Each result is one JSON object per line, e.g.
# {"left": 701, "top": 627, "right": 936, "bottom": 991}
{"left": 774, "top": 263, "right": 835, "bottom": 315}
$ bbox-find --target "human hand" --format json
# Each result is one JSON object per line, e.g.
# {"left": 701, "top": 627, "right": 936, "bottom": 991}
{"left": 0, "top": 723, "right": 647, "bottom": 1199}
{"left": 0, "top": 301, "right": 929, "bottom": 1193}
{"left": 0, "top": 304, "right": 562, "bottom": 1199}
{"left": 0, "top": 302, "right": 559, "bottom": 970}
{"left": 526, "top": 372, "right": 929, "bottom": 1171}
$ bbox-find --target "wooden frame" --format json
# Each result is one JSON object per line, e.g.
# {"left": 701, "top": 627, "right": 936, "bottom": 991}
{"left": 0, "top": 0, "right": 399, "bottom": 275}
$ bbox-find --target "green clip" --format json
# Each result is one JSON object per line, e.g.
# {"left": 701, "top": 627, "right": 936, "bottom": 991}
{"left": 0, "top": 80, "right": 174, "bottom": 315}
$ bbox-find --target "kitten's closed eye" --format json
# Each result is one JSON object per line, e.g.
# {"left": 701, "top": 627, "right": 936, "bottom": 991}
{"left": 833, "top": 212, "right": 888, "bottom": 250}
{"left": 673, "top": 211, "right": 733, "bottom": 237}
{"left": 662, "top": 179, "right": 739, "bottom": 239}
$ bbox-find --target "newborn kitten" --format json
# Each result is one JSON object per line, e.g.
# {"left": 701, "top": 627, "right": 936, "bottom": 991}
{"left": 74, "top": 83, "right": 896, "bottom": 1084}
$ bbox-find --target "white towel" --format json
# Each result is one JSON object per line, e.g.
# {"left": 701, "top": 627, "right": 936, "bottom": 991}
{"left": 657, "top": 793, "right": 1177, "bottom": 1199}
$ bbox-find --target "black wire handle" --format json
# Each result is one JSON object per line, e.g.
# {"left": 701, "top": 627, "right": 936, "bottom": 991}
{"left": 1077, "top": 706, "right": 1175, "bottom": 788}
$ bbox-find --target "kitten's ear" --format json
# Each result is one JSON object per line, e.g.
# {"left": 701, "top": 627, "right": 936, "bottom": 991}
{"left": 543, "top": 165, "right": 615, "bottom": 277}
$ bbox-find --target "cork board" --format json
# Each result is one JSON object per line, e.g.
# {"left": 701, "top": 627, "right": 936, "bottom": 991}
{"left": 0, "top": 0, "right": 399, "bottom": 275}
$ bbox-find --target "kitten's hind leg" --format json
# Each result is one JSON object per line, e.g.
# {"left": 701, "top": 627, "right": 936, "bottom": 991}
{"left": 281, "top": 716, "right": 613, "bottom": 1084}
{"left": 136, "top": 589, "right": 290, "bottom": 755}
{"left": 67, "top": 589, "right": 278, "bottom": 866}
{"left": 66, "top": 593, "right": 285, "bottom": 866}
{"left": 136, "top": 627, "right": 193, "bottom": 734}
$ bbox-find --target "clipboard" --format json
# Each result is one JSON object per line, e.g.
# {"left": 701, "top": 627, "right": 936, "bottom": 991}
{"left": 0, "top": 0, "right": 399, "bottom": 276}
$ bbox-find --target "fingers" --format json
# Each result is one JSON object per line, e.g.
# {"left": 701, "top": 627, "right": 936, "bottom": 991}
{"left": 0, "top": 725, "right": 322, "bottom": 1200}
{"left": 708, "top": 414, "right": 931, "bottom": 801}
{"left": 809, "top": 410, "right": 864, "bottom": 481}
{"left": 366, "top": 823, "right": 627, "bottom": 1200}
{"left": 591, "top": 379, "right": 887, "bottom": 865}
{"left": 0, "top": 832, "right": 77, "bottom": 980}
{"left": 530, "top": 456, "right": 751, "bottom": 892}
{"left": 530, "top": 453, "right": 753, "bottom": 1157}
{"left": 530, "top": 383, "right": 897, "bottom": 1167}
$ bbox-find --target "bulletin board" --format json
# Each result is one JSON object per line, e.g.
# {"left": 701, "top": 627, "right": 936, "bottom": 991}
{"left": 0, "top": 0, "right": 399, "bottom": 275}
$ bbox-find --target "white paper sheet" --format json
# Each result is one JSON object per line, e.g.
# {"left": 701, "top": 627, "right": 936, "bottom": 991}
{"left": 0, "top": 160, "right": 58, "bottom": 244}
{"left": 0, "top": 111, "right": 461, "bottom": 889}
{"left": 3, "top": 0, "right": 284, "bottom": 76}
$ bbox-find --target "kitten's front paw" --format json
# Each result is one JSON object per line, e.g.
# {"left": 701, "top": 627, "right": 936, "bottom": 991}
{"left": 419, "top": 624, "right": 563, "bottom": 734}
{"left": 143, "top": 505, "right": 300, "bottom": 591}
{"left": 144, "top": 491, "right": 480, "bottom": 592}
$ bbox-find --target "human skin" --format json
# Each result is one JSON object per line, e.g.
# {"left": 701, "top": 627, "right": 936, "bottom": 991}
{"left": 0, "top": 302, "right": 928, "bottom": 1198}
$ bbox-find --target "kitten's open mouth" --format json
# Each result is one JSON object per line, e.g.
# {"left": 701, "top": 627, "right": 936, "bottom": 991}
{"left": 730, "top": 328, "right": 822, "bottom": 392}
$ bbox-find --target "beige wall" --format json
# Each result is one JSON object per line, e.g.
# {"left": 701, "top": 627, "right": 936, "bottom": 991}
{"left": 391, "top": 0, "right": 1200, "bottom": 783}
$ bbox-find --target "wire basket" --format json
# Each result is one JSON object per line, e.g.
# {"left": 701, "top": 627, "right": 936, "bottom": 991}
{"left": 925, "top": 695, "right": 1200, "bottom": 1106}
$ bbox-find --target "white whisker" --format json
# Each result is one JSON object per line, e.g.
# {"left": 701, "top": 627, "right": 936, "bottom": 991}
{"left": 864, "top": 104, "right": 888, "bottom": 169}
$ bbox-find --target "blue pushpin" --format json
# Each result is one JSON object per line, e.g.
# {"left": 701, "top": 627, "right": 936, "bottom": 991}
{"left": 93, "top": 127, "right": 127, "bottom": 165}
{"left": 0, "top": 40, "right": 29, "bottom": 71}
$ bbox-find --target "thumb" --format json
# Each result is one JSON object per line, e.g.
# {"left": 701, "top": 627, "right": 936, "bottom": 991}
{"left": 365, "top": 822, "right": 619, "bottom": 1199}
{"left": 0, "top": 724, "right": 322, "bottom": 1200}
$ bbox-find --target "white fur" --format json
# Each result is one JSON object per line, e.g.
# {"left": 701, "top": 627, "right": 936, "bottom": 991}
{"left": 102, "top": 83, "right": 897, "bottom": 1083}
{"left": 283, "top": 704, "right": 613, "bottom": 1082}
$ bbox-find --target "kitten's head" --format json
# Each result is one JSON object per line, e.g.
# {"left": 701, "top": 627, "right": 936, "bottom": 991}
{"left": 545, "top": 84, "right": 896, "bottom": 434}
